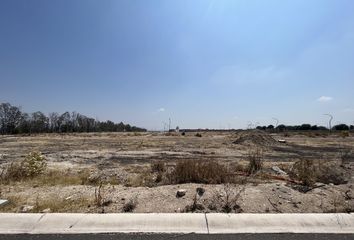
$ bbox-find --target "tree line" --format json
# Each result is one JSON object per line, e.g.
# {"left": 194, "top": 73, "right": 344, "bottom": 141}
{"left": 0, "top": 102, "right": 146, "bottom": 135}
{"left": 256, "top": 123, "right": 354, "bottom": 131}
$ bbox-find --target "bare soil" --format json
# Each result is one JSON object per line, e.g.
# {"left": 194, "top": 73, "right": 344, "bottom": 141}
{"left": 0, "top": 131, "right": 353, "bottom": 213}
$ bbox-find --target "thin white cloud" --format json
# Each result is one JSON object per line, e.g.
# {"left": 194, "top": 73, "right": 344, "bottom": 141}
{"left": 317, "top": 96, "right": 333, "bottom": 102}
{"left": 157, "top": 108, "right": 165, "bottom": 112}
{"left": 210, "top": 65, "right": 288, "bottom": 85}
{"left": 343, "top": 108, "right": 354, "bottom": 113}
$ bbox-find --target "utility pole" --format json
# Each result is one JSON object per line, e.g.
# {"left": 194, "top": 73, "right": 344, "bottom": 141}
{"left": 168, "top": 118, "right": 171, "bottom": 132}
{"left": 163, "top": 122, "right": 167, "bottom": 132}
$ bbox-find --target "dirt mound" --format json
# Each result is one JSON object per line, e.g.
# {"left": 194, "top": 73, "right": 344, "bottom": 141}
{"left": 232, "top": 130, "right": 277, "bottom": 146}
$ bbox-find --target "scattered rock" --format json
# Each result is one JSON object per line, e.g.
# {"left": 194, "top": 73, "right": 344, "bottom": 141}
{"left": 233, "top": 204, "right": 243, "bottom": 213}
{"left": 0, "top": 199, "right": 9, "bottom": 207}
{"left": 196, "top": 187, "right": 205, "bottom": 196}
{"left": 176, "top": 189, "right": 187, "bottom": 198}
{"left": 20, "top": 205, "right": 34, "bottom": 213}
{"left": 102, "top": 200, "right": 113, "bottom": 207}
{"left": 271, "top": 166, "right": 287, "bottom": 175}
{"left": 42, "top": 208, "right": 51, "bottom": 213}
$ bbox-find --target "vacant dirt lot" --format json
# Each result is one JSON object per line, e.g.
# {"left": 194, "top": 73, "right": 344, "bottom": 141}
{"left": 0, "top": 130, "right": 353, "bottom": 213}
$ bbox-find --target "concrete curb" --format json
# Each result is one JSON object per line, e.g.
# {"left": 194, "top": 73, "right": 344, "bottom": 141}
{"left": 207, "top": 213, "right": 354, "bottom": 233}
{"left": 0, "top": 213, "right": 353, "bottom": 234}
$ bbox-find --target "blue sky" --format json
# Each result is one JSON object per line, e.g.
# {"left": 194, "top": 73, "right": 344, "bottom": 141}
{"left": 1, "top": 0, "right": 354, "bottom": 130}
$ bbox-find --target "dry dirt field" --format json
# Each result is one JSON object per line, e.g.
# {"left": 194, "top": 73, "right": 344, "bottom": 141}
{"left": 0, "top": 130, "right": 353, "bottom": 213}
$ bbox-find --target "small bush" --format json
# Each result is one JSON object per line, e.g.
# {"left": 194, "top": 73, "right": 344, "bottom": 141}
{"left": 246, "top": 148, "right": 263, "bottom": 174}
{"left": 208, "top": 184, "right": 244, "bottom": 213}
{"left": 169, "top": 159, "right": 228, "bottom": 184}
{"left": 195, "top": 133, "right": 202, "bottom": 137}
{"left": 290, "top": 159, "right": 348, "bottom": 187}
{"left": 22, "top": 152, "right": 47, "bottom": 178}
{"left": 221, "top": 184, "right": 244, "bottom": 213}
{"left": 290, "top": 159, "right": 316, "bottom": 187}
{"left": 184, "top": 189, "right": 204, "bottom": 212}
{"left": 1, "top": 162, "right": 25, "bottom": 182}
{"left": 316, "top": 165, "right": 347, "bottom": 185}
{"left": 1, "top": 151, "right": 47, "bottom": 182}
{"left": 341, "top": 131, "right": 350, "bottom": 138}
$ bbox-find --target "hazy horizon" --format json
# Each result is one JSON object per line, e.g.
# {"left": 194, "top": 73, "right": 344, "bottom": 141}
{"left": 1, "top": 0, "right": 354, "bottom": 130}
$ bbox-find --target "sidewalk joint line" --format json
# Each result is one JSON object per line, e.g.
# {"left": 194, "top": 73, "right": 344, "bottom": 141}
{"left": 69, "top": 215, "right": 86, "bottom": 229}
{"left": 204, "top": 213, "right": 209, "bottom": 234}
{"left": 29, "top": 214, "right": 45, "bottom": 233}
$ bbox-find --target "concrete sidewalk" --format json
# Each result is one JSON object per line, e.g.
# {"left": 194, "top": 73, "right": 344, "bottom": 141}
{"left": 0, "top": 213, "right": 353, "bottom": 234}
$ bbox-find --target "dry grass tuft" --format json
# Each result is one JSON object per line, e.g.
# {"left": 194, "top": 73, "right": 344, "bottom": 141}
{"left": 168, "top": 159, "right": 228, "bottom": 184}
{"left": 33, "top": 195, "right": 91, "bottom": 213}
{"left": 208, "top": 184, "right": 244, "bottom": 213}
{"left": 0, "top": 151, "right": 47, "bottom": 183}
{"left": 151, "top": 161, "right": 165, "bottom": 173}
{"left": 246, "top": 148, "right": 263, "bottom": 175}
{"left": 0, "top": 194, "right": 92, "bottom": 213}
{"left": 290, "top": 159, "right": 316, "bottom": 187}
{"left": 290, "top": 159, "right": 348, "bottom": 187}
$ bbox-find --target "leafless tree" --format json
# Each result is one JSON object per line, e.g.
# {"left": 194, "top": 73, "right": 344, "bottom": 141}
{"left": 0, "top": 103, "right": 22, "bottom": 134}
{"left": 48, "top": 112, "right": 59, "bottom": 133}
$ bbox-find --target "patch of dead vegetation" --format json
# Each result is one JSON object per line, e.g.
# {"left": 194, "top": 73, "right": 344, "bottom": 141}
{"left": 289, "top": 159, "right": 349, "bottom": 188}
{"left": 0, "top": 193, "right": 92, "bottom": 213}
{"left": 232, "top": 130, "right": 277, "bottom": 146}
